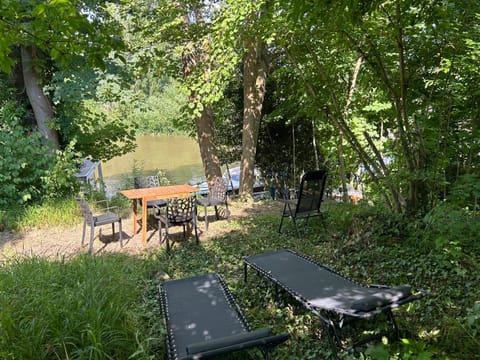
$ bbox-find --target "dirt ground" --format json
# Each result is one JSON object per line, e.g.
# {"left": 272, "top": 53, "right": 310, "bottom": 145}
{"left": 0, "top": 200, "right": 282, "bottom": 260}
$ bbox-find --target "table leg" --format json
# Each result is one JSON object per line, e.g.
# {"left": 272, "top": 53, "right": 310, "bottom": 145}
{"left": 142, "top": 200, "right": 147, "bottom": 246}
{"left": 132, "top": 200, "right": 137, "bottom": 235}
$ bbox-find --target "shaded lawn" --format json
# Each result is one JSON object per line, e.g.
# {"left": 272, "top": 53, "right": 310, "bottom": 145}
{"left": 0, "top": 201, "right": 478, "bottom": 359}
{"left": 154, "top": 202, "right": 479, "bottom": 359}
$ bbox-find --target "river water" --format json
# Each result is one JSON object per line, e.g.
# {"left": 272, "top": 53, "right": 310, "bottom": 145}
{"left": 102, "top": 134, "right": 205, "bottom": 195}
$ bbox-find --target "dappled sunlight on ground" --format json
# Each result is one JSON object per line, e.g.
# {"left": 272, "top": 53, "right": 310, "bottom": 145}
{"left": 0, "top": 199, "right": 284, "bottom": 261}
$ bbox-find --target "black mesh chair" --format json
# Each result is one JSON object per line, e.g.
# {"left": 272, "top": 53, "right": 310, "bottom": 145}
{"left": 160, "top": 273, "right": 289, "bottom": 360}
{"left": 278, "top": 169, "right": 328, "bottom": 237}
{"left": 154, "top": 196, "right": 198, "bottom": 253}
{"left": 196, "top": 176, "right": 230, "bottom": 231}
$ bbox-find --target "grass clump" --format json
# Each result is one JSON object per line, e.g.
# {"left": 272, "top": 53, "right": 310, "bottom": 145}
{"left": 0, "top": 198, "right": 81, "bottom": 232}
{"left": 0, "top": 193, "right": 132, "bottom": 232}
{"left": 0, "top": 253, "right": 161, "bottom": 359}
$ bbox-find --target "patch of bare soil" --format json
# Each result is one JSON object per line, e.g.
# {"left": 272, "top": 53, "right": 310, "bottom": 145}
{"left": 0, "top": 200, "right": 282, "bottom": 260}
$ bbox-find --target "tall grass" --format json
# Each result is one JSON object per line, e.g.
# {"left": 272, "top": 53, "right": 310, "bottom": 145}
{"left": 0, "top": 198, "right": 80, "bottom": 231}
{"left": 0, "top": 254, "right": 160, "bottom": 359}
{"left": 0, "top": 195, "right": 132, "bottom": 232}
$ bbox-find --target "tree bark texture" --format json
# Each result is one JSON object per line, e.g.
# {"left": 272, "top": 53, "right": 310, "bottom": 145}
{"left": 21, "top": 46, "right": 60, "bottom": 149}
{"left": 240, "top": 36, "right": 267, "bottom": 200}
{"left": 195, "top": 105, "right": 222, "bottom": 187}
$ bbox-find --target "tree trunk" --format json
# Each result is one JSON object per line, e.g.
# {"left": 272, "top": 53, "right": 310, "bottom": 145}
{"left": 312, "top": 118, "right": 320, "bottom": 170}
{"left": 181, "top": 8, "right": 222, "bottom": 189}
{"left": 21, "top": 46, "right": 60, "bottom": 149}
{"left": 338, "top": 135, "right": 349, "bottom": 202}
{"left": 195, "top": 105, "right": 222, "bottom": 187}
{"left": 240, "top": 36, "right": 267, "bottom": 201}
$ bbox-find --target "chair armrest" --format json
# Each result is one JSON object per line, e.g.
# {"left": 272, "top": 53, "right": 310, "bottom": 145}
{"left": 99, "top": 206, "right": 119, "bottom": 213}
{"left": 93, "top": 200, "right": 119, "bottom": 215}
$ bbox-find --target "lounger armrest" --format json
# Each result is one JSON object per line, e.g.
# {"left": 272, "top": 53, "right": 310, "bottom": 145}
{"left": 186, "top": 327, "right": 288, "bottom": 356}
{"left": 351, "top": 285, "right": 412, "bottom": 312}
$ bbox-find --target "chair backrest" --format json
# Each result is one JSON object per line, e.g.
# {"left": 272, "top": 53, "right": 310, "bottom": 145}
{"left": 210, "top": 176, "right": 227, "bottom": 201}
{"left": 134, "top": 175, "right": 160, "bottom": 189}
{"left": 75, "top": 196, "right": 93, "bottom": 224}
{"left": 295, "top": 170, "right": 328, "bottom": 215}
{"left": 166, "top": 196, "right": 196, "bottom": 224}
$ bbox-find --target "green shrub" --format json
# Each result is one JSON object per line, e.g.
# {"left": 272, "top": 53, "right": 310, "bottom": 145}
{"left": 449, "top": 174, "right": 480, "bottom": 212}
{"left": 0, "top": 100, "right": 54, "bottom": 209}
{"left": 0, "top": 96, "right": 82, "bottom": 210}
{"left": 421, "top": 202, "right": 480, "bottom": 254}
{"left": 42, "top": 142, "right": 82, "bottom": 200}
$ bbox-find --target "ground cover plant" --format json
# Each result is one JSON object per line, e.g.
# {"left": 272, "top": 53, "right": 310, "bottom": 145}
{"left": 0, "top": 200, "right": 478, "bottom": 359}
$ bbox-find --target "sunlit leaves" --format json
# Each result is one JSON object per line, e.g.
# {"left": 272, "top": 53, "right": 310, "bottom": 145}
{"left": 0, "top": 0, "right": 124, "bottom": 72}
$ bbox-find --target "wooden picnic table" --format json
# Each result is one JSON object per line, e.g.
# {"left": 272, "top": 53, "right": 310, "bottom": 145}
{"left": 120, "top": 184, "right": 199, "bottom": 245}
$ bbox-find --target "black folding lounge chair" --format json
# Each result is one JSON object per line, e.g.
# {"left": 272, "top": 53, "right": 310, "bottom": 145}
{"left": 244, "top": 249, "right": 427, "bottom": 358}
{"left": 278, "top": 169, "right": 328, "bottom": 237}
{"left": 159, "top": 273, "right": 289, "bottom": 360}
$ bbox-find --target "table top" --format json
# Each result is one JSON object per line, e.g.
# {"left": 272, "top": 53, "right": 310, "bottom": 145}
{"left": 120, "top": 184, "right": 199, "bottom": 200}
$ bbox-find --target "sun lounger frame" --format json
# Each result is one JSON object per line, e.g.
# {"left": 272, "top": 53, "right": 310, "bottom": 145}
{"left": 159, "top": 273, "right": 289, "bottom": 360}
{"left": 244, "top": 249, "right": 427, "bottom": 357}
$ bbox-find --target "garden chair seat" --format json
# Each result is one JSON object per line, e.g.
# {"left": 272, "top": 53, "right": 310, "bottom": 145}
{"left": 159, "top": 273, "right": 289, "bottom": 360}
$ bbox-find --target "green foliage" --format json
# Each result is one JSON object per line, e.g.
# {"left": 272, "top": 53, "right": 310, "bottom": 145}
{"left": 135, "top": 78, "right": 188, "bottom": 135}
{"left": 460, "top": 303, "right": 480, "bottom": 347}
{"left": 51, "top": 66, "right": 138, "bottom": 162}
{"left": 421, "top": 202, "right": 480, "bottom": 255}
{"left": 0, "top": 0, "right": 124, "bottom": 73}
{"left": 0, "top": 254, "right": 158, "bottom": 359}
{"left": 41, "top": 142, "right": 83, "bottom": 200}
{"left": 58, "top": 100, "right": 137, "bottom": 162}
{"left": 0, "top": 99, "right": 54, "bottom": 208}
{"left": 448, "top": 174, "right": 480, "bottom": 212}
{"left": 364, "top": 337, "right": 435, "bottom": 360}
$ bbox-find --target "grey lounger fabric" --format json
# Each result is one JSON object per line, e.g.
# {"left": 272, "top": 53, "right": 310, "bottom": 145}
{"left": 159, "top": 273, "right": 288, "bottom": 360}
{"left": 244, "top": 249, "right": 427, "bottom": 357}
{"left": 244, "top": 249, "right": 424, "bottom": 318}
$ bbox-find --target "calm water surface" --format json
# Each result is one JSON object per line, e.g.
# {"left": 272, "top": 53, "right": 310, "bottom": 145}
{"left": 103, "top": 135, "right": 204, "bottom": 193}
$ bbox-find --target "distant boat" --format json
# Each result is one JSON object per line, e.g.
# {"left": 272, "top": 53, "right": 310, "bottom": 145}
{"left": 193, "top": 166, "right": 264, "bottom": 196}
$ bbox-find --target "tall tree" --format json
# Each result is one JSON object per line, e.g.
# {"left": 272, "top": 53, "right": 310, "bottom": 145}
{"left": 131, "top": 0, "right": 223, "bottom": 187}
{"left": 239, "top": 12, "right": 268, "bottom": 200}
{"left": 181, "top": 7, "right": 223, "bottom": 188}
{"left": 259, "top": 0, "right": 480, "bottom": 214}
{"left": 0, "top": 0, "right": 123, "bottom": 149}
{"left": 20, "top": 46, "right": 60, "bottom": 148}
